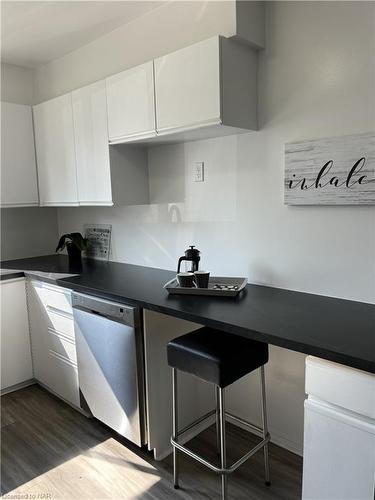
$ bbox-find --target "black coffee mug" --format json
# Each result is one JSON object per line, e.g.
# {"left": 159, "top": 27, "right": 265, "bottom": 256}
{"left": 177, "top": 272, "right": 195, "bottom": 287}
{"left": 194, "top": 271, "right": 210, "bottom": 288}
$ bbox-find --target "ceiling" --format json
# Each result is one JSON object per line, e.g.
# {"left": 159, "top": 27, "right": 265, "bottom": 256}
{"left": 1, "top": 1, "right": 165, "bottom": 68}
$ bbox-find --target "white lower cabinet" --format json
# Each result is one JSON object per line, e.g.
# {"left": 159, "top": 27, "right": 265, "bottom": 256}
{"left": 303, "top": 356, "right": 375, "bottom": 500}
{"left": 0, "top": 278, "right": 33, "bottom": 392}
{"left": 26, "top": 279, "right": 80, "bottom": 408}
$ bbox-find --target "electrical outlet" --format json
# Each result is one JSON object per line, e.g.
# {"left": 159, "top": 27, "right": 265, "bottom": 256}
{"left": 193, "top": 161, "right": 204, "bottom": 182}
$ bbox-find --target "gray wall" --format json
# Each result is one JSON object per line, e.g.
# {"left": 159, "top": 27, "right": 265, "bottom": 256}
{"left": 47, "top": 1, "right": 375, "bottom": 305}
{"left": 1, "top": 207, "right": 58, "bottom": 261}
{"left": 1, "top": 63, "right": 59, "bottom": 261}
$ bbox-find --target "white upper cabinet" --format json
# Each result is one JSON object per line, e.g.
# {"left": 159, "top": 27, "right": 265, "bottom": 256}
{"left": 30, "top": 36, "right": 257, "bottom": 205}
{"left": 1, "top": 102, "right": 38, "bottom": 207}
{"left": 72, "top": 80, "right": 113, "bottom": 206}
{"left": 33, "top": 94, "right": 78, "bottom": 206}
{"left": 154, "top": 36, "right": 258, "bottom": 138}
{"left": 106, "top": 61, "right": 156, "bottom": 143}
{"left": 155, "top": 37, "right": 221, "bottom": 134}
{"left": 33, "top": 88, "right": 149, "bottom": 207}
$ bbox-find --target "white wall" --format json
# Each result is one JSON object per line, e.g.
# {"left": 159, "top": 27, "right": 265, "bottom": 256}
{"left": 40, "top": 1, "right": 374, "bottom": 455}
{"left": 33, "top": 1, "right": 237, "bottom": 103}
{"left": 1, "top": 207, "right": 58, "bottom": 261}
{"left": 1, "top": 63, "right": 35, "bottom": 105}
{"left": 1, "top": 63, "right": 59, "bottom": 261}
{"left": 32, "top": 1, "right": 266, "bottom": 103}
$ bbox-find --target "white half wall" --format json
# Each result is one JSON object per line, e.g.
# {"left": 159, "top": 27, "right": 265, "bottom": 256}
{"left": 46, "top": 1, "right": 374, "bottom": 455}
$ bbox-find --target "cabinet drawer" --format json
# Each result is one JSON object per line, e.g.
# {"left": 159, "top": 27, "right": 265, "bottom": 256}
{"left": 48, "top": 328, "right": 77, "bottom": 365}
{"left": 33, "top": 281, "right": 72, "bottom": 314}
{"left": 46, "top": 308, "right": 75, "bottom": 340}
{"left": 47, "top": 351, "right": 80, "bottom": 407}
{"left": 305, "top": 356, "right": 375, "bottom": 419}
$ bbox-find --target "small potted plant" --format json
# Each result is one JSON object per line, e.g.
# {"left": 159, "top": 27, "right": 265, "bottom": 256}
{"left": 56, "top": 232, "right": 89, "bottom": 265}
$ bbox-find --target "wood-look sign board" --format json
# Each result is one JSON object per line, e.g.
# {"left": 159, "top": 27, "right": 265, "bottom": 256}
{"left": 284, "top": 133, "right": 375, "bottom": 205}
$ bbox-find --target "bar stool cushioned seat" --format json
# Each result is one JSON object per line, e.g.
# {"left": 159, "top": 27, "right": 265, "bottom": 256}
{"left": 167, "top": 327, "right": 269, "bottom": 388}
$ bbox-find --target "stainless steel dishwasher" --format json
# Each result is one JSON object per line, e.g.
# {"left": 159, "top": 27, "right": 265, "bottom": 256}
{"left": 72, "top": 292, "right": 146, "bottom": 446}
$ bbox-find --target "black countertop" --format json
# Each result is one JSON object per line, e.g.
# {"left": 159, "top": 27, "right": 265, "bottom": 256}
{"left": 2, "top": 254, "right": 374, "bottom": 374}
{"left": 0, "top": 270, "right": 24, "bottom": 280}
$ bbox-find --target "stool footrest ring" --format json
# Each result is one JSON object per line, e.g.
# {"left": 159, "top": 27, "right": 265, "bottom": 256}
{"left": 178, "top": 408, "right": 265, "bottom": 439}
{"left": 171, "top": 433, "right": 270, "bottom": 475}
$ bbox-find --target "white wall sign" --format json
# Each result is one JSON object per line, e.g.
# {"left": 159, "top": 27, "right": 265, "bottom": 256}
{"left": 84, "top": 224, "right": 112, "bottom": 260}
{"left": 284, "top": 133, "right": 375, "bottom": 205}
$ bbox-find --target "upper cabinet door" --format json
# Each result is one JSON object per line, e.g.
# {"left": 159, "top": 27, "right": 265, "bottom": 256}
{"left": 72, "top": 80, "right": 113, "bottom": 206}
{"left": 154, "top": 37, "right": 221, "bottom": 134}
{"left": 1, "top": 102, "right": 38, "bottom": 207}
{"left": 106, "top": 61, "right": 156, "bottom": 143}
{"left": 33, "top": 94, "right": 78, "bottom": 206}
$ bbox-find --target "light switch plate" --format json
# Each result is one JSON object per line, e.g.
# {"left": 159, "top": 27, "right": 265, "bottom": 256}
{"left": 193, "top": 161, "right": 204, "bottom": 182}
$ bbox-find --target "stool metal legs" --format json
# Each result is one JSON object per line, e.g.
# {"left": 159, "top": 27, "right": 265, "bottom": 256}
{"left": 171, "top": 366, "right": 271, "bottom": 498}
{"left": 215, "top": 387, "right": 221, "bottom": 456}
{"left": 172, "top": 368, "right": 179, "bottom": 489}
{"left": 260, "top": 365, "right": 271, "bottom": 486}
{"left": 217, "top": 387, "right": 228, "bottom": 500}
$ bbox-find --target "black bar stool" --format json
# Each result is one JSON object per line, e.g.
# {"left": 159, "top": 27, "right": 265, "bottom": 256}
{"left": 167, "top": 327, "right": 271, "bottom": 500}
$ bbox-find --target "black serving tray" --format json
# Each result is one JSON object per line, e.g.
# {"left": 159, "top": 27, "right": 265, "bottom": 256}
{"left": 164, "top": 276, "right": 247, "bottom": 297}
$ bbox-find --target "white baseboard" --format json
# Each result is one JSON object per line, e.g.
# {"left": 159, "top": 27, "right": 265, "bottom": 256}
{"left": 225, "top": 408, "right": 303, "bottom": 457}
{"left": 1, "top": 379, "right": 36, "bottom": 396}
{"left": 269, "top": 428, "right": 303, "bottom": 457}
{"left": 1, "top": 381, "right": 303, "bottom": 458}
{"left": 230, "top": 418, "right": 302, "bottom": 456}
{"left": 36, "top": 381, "right": 90, "bottom": 416}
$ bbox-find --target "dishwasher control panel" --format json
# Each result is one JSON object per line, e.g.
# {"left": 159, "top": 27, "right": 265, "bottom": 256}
{"left": 72, "top": 292, "right": 137, "bottom": 327}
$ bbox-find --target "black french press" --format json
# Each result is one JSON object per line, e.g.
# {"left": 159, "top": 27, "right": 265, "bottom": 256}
{"left": 177, "top": 245, "right": 200, "bottom": 273}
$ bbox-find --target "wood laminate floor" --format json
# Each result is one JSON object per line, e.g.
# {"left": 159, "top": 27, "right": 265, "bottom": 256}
{"left": 1, "top": 385, "right": 302, "bottom": 499}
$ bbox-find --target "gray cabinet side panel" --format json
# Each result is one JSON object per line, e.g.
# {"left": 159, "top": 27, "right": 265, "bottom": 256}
{"left": 220, "top": 37, "right": 258, "bottom": 131}
{"left": 109, "top": 144, "right": 150, "bottom": 206}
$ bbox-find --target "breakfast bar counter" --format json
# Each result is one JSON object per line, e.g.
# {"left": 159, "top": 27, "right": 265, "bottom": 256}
{"left": 2, "top": 254, "right": 374, "bottom": 374}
